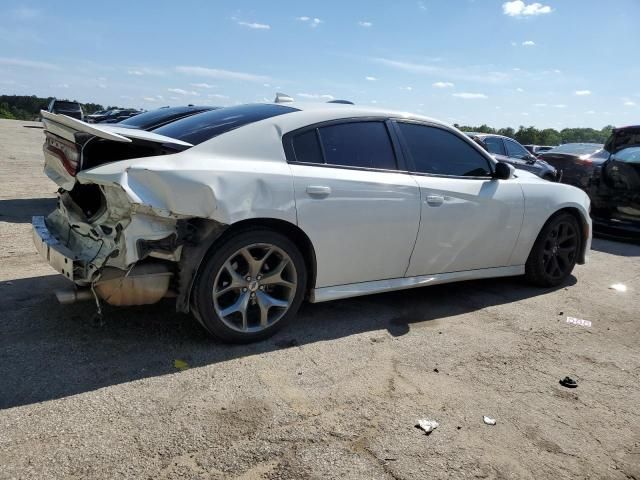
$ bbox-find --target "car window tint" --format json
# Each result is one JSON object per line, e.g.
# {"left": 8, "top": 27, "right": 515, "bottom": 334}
{"left": 484, "top": 137, "right": 506, "bottom": 155}
{"left": 154, "top": 104, "right": 299, "bottom": 145}
{"left": 398, "top": 123, "right": 492, "bottom": 176}
{"left": 292, "top": 129, "right": 323, "bottom": 164}
{"left": 317, "top": 122, "right": 396, "bottom": 170}
{"left": 504, "top": 139, "right": 529, "bottom": 158}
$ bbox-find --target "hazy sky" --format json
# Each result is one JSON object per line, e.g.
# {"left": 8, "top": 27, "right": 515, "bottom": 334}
{"left": 1, "top": 0, "right": 638, "bottom": 128}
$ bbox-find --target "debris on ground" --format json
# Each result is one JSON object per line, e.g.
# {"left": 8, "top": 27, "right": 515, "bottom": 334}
{"left": 483, "top": 416, "right": 497, "bottom": 425}
{"left": 416, "top": 418, "right": 439, "bottom": 435}
{"left": 174, "top": 359, "right": 190, "bottom": 371}
{"left": 566, "top": 316, "right": 592, "bottom": 327}
{"left": 559, "top": 376, "right": 578, "bottom": 388}
{"left": 609, "top": 283, "right": 628, "bottom": 292}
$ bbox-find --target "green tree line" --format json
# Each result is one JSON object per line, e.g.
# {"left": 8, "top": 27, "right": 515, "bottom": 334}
{"left": 0, "top": 95, "right": 114, "bottom": 120}
{"left": 0, "top": 94, "right": 615, "bottom": 145}
{"left": 453, "top": 123, "right": 614, "bottom": 145}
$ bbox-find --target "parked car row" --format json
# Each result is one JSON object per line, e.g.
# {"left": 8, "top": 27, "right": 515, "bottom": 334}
{"left": 465, "top": 133, "right": 559, "bottom": 181}
{"left": 85, "top": 108, "right": 144, "bottom": 124}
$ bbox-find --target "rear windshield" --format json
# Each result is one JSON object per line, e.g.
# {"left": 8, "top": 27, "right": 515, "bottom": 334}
{"left": 153, "top": 104, "right": 299, "bottom": 145}
{"left": 119, "top": 106, "right": 213, "bottom": 129}
{"left": 54, "top": 101, "right": 81, "bottom": 111}
{"left": 546, "top": 143, "right": 604, "bottom": 156}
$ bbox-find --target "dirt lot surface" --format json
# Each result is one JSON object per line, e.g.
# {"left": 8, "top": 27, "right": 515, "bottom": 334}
{"left": 1, "top": 119, "right": 639, "bottom": 479}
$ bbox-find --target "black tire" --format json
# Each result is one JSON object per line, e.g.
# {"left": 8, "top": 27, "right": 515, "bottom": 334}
{"left": 192, "top": 228, "right": 307, "bottom": 343}
{"left": 525, "top": 212, "right": 581, "bottom": 287}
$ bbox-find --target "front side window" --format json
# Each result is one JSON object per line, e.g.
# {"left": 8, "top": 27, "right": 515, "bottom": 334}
{"left": 484, "top": 136, "right": 506, "bottom": 155}
{"left": 505, "top": 139, "right": 531, "bottom": 159}
{"left": 397, "top": 123, "right": 492, "bottom": 177}
{"left": 317, "top": 122, "right": 397, "bottom": 170}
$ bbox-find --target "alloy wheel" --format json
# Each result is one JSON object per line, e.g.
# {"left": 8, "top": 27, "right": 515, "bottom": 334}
{"left": 212, "top": 243, "right": 297, "bottom": 333}
{"left": 541, "top": 220, "right": 578, "bottom": 280}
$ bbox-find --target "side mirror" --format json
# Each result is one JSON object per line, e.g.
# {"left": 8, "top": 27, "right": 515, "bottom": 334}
{"left": 493, "top": 161, "right": 514, "bottom": 180}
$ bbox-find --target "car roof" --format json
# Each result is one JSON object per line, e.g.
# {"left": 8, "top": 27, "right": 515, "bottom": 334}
{"left": 268, "top": 101, "right": 450, "bottom": 127}
{"left": 463, "top": 131, "right": 511, "bottom": 140}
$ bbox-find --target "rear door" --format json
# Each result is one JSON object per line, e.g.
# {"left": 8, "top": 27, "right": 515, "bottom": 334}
{"left": 394, "top": 122, "right": 524, "bottom": 276}
{"left": 286, "top": 120, "right": 421, "bottom": 287}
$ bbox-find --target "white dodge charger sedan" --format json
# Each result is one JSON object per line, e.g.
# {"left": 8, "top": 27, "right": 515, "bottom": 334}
{"left": 33, "top": 99, "right": 592, "bottom": 342}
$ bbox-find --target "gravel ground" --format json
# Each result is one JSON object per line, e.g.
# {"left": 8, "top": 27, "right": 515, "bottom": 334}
{"left": 0, "top": 119, "right": 639, "bottom": 479}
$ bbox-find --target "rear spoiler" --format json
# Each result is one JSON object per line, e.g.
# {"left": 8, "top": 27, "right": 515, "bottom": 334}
{"left": 40, "top": 110, "right": 193, "bottom": 147}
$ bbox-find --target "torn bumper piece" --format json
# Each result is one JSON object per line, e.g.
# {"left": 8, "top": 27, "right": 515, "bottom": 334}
{"left": 32, "top": 215, "right": 86, "bottom": 282}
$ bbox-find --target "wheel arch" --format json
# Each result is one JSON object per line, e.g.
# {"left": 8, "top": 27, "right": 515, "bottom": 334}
{"left": 176, "top": 217, "right": 317, "bottom": 313}
{"left": 536, "top": 206, "right": 590, "bottom": 265}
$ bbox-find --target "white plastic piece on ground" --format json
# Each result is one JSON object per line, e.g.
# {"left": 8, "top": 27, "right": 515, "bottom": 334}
{"left": 416, "top": 419, "right": 439, "bottom": 434}
{"left": 566, "top": 316, "right": 592, "bottom": 328}
{"left": 609, "top": 283, "right": 628, "bottom": 292}
{"left": 483, "top": 416, "right": 497, "bottom": 425}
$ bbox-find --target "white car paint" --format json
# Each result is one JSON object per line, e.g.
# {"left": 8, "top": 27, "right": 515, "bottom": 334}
{"left": 34, "top": 103, "right": 592, "bottom": 307}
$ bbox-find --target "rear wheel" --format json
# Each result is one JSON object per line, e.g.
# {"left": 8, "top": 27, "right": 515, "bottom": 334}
{"left": 525, "top": 212, "right": 581, "bottom": 287}
{"left": 192, "top": 229, "right": 306, "bottom": 343}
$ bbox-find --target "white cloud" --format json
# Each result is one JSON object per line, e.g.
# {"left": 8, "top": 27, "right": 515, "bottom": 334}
{"left": 372, "top": 57, "right": 510, "bottom": 84}
{"left": 168, "top": 88, "right": 199, "bottom": 96}
{"left": 97, "top": 83, "right": 107, "bottom": 89}
{"left": 11, "top": 7, "right": 41, "bottom": 20}
{"left": 127, "top": 67, "right": 165, "bottom": 76}
{"left": 624, "top": 101, "right": 637, "bottom": 107}
{"left": 534, "top": 103, "right": 547, "bottom": 107}
{"left": 432, "top": 81, "right": 454, "bottom": 88}
{"left": 400, "top": 86, "right": 413, "bottom": 91}
{"left": 236, "top": 21, "right": 271, "bottom": 30}
{"left": 452, "top": 93, "right": 488, "bottom": 99}
{"left": 503, "top": 1, "right": 552, "bottom": 17}
{"left": 365, "top": 76, "right": 377, "bottom": 81}
{"left": 297, "top": 93, "right": 335, "bottom": 100}
{"left": 553, "top": 104, "right": 567, "bottom": 108}
{"left": 585, "top": 110, "right": 596, "bottom": 114}
{"left": 575, "top": 90, "right": 591, "bottom": 96}
{"left": 522, "top": 40, "right": 536, "bottom": 46}
{"left": 176, "top": 65, "right": 270, "bottom": 83}
{"left": 516, "top": 87, "right": 525, "bottom": 92}
{"left": 208, "top": 93, "right": 230, "bottom": 99}
{"left": 521, "top": 112, "right": 529, "bottom": 116}
{"left": 143, "top": 97, "right": 157, "bottom": 102}
{"left": 358, "top": 21, "right": 373, "bottom": 27}
{"left": 52, "top": 83, "right": 69, "bottom": 89}
{"left": 191, "top": 82, "right": 216, "bottom": 89}
{"left": 296, "top": 16, "right": 322, "bottom": 27}
{"left": 0, "top": 56, "right": 58, "bottom": 70}
{"left": 263, "top": 83, "right": 271, "bottom": 87}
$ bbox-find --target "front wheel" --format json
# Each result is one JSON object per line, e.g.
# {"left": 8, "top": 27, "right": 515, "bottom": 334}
{"left": 525, "top": 212, "right": 581, "bottom": 287}
{"left": 192, "top": 229, "right": 307, "bottom": 343}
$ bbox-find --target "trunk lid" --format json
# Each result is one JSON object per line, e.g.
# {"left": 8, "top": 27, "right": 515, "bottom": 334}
{"left": 40, "top": 110, "right": 193, "bottom": 190}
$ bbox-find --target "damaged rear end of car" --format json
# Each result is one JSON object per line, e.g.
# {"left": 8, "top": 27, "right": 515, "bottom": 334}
{"left": 35, "top": 110, "right": 204, "bottom": 309}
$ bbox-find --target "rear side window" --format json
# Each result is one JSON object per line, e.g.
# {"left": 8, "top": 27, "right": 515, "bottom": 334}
{"left": 318, "top": 122, "right": 396, "bottom": 169}
{"left": 484, "top": 137, "right": 506, "bottom": 155}
{"left": 398, "top": 123, "right": 492, "bottom": 177}
{"left": 153, "top": 104, "right": 298, "bottom": 145}
{"left": 292, "top": 130, "right": 324, "bottom": 164}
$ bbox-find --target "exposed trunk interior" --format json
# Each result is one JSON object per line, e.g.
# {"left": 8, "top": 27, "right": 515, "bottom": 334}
{"left": 79, "top": 136, "right": 187, "bottom": 171}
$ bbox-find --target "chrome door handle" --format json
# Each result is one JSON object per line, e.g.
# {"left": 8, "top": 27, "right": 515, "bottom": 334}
{"left": 426, "top": 195, "right": 444, "bottom": 206}
{"left": 306, "top": 185, "right": 332, "bottom": 197}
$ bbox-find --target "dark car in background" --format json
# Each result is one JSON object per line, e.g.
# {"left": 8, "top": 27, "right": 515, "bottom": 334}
{"left": 117, "top": 105, "right": 218, "bottom": 131}
{"left": 538, "top": 143, "right": 608, "bottom": 190}
{"left": 587, "top": 126, "right": 640, "bottom": 239}
{"left": 87, "top": 108, "right": 142, "bottom": 124}
{"left": 84, "top": 109, "right": 109, "bottom": 123}
{"left": 524, "top": 145, "right": 555, "bottom": 157}
{"left": 465, "top": 132, "right": 558, "bottom": 180}
{"left": 46, "top": 98, "right": 83, "bottom": 121}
